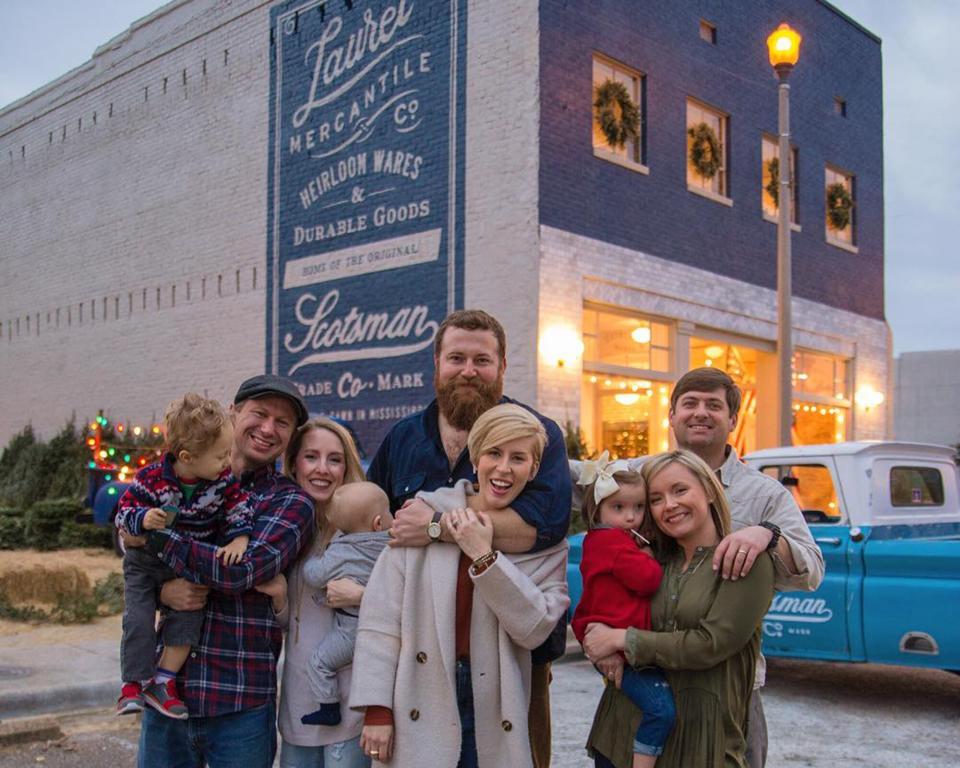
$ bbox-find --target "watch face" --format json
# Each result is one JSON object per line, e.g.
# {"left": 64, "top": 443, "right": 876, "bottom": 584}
{"left": 427, "top": 521, "right": 442, "bottom": 540}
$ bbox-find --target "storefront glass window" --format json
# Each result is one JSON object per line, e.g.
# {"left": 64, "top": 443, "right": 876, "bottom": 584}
{"left": 792, "top": 350, "right": 850, "bottom": 446}
{"left": 581, "top": 376, "right": 672, "bottom": 459}
{"left": 582, "top": 307, "right": 671, "bottom": 372}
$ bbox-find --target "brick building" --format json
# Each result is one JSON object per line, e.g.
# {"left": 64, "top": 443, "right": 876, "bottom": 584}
{"left": 0, "top": 0, "right": 889, "bottom": 458}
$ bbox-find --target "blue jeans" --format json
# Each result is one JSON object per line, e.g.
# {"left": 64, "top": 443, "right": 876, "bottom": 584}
{"left": 456, "top": 660, "right": 478, "bottom": 768}
{"left": 619, "top": 667, "right": 675, "bottom": 756}
{"left": 279, "top": 736, "right": 370, "bottom": 768}
{"left": 138, "top": 701, "right": 276, "bottom": 768}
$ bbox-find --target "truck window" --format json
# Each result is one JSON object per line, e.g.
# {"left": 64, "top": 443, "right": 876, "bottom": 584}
{"left": 890, "top": 466, "right": 944, "bottom": 507}
{"left": 761, "top": 464, "right": 841, "bottom": 524}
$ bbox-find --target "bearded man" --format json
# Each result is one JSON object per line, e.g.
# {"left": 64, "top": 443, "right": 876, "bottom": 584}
{"left": 367, "top": 309, "right": 571, "bottom": 767}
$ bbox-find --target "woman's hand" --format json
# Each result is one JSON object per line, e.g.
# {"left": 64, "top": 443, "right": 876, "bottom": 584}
{"left": 325, "top": 577, "right": 364, "bottom": 609}
{"left": 583, "top": 622, "right": 627, "bottom": 662}
{"left": 446, "top": 507, "right": 494, "bottom": 561}
{"left": 254, "top": 573, "right": 287, "bottom": 599}
{"left": 594, "top": 653, "right": 625, "bottom": 688}
{"left": 360, "top": 723, "right": 394, "bottom": 763}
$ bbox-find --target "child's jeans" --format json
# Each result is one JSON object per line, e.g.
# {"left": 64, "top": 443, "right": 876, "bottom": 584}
{"left": 619, "top": 666, "right": 675, "bottom": 756}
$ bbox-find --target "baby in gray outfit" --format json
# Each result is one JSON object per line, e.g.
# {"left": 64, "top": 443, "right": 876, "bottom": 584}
{"left": 301, "top": 481, "right": 392, "bottom": 726}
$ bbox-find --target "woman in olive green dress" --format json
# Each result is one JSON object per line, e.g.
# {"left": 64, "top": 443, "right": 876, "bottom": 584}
{"left": 582, "top": 450, "right": 774, "bottom": 768}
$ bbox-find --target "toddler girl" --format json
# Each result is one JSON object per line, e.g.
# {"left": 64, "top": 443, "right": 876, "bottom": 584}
{"left": 572, "top": 452, "right": 675, "bottom": 768}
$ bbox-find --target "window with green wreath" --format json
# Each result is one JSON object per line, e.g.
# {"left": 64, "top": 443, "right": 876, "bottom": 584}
{"left": 592, "top": 55, "right": 645, "bottom": 168}
{"left": 687, "top": 99, "right": 729, "bottom": 199}
{"left": 825, "top": 165, "right": 855, "bottom": 247}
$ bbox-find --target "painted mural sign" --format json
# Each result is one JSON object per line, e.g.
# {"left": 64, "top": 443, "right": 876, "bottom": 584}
{"left": 267, "top": 0, "right": 466, "bottom": 454}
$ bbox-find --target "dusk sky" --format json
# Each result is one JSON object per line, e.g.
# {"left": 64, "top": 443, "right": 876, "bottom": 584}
{"left": 1, "top": 0, "right": 955, "bottom": 355}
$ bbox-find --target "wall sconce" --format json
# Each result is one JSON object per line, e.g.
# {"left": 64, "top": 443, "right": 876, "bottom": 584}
{"left": 854, "top": 386, "right": 885, "bottom": 411}
{"left": 539, "top": 325, "right": 584, "bottom": 368}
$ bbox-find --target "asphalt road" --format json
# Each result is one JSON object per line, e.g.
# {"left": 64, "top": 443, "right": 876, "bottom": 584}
{"left": 2, "top": 656, "right": 958, "bottom": 767}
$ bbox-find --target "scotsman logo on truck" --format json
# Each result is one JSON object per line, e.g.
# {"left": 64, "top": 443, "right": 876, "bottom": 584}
{"left": 766, "top": 595, "right": 833, "bottom": 623}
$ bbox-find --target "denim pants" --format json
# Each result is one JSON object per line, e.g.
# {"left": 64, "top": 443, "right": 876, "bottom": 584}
{"left": 619, "top": 666, "right": 676, "bottom": 756}
{"left": 279, "top": 736, "right": 370, "bottom": 768}
{"left": 456, "top": 660, "right": 478, "bottom": 768}
{"left": 138, "top": 700, "right": 276, "bottom": 768}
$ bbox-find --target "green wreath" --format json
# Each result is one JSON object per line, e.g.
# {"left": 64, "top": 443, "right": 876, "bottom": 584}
{"left": 765, "top": 157, "right": 780, "bottom": 206}
{"left": 825, "top": 182, "right": 853, "bottom": 230}
{"left": 688, "top": 122, "right": 721, "bottom": 179}
{"left": 594, "top": 79, "right": 640, "bottom": 149}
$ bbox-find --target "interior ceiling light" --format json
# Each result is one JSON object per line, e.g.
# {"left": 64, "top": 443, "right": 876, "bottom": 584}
{"left": 631, "top": 326, "right": 652, "bottom": 344}
{"left": 704, "top": 344, "right": 725, "bottom": 360}
{"left": 614, "top": 393, "right": 641, "bottom": 406}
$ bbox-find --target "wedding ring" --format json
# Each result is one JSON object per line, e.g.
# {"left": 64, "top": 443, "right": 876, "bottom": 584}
{"left": 371, "top": 750, "right": 380, "bottom": 757}
{"left": 737, "top": 548, "right": 748, "bottom": 554}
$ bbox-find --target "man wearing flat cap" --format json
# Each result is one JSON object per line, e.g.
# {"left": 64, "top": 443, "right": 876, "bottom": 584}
{"left": 134, "top": 374, "right": 314, "bottom": 768}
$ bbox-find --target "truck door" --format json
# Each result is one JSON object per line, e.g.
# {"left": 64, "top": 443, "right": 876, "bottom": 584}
{"left": 861, "top": 461, "right": 960, "bottom": 670}
{"left": 759, "top": 461, "right": 854, "bottom": 661}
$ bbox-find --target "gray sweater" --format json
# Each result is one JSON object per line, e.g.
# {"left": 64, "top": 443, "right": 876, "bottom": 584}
{"left": 302, "top": 531, "right": 391, "bottom": 604}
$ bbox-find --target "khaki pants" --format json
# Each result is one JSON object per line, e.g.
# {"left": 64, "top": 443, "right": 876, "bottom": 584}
{"left": 528, "top": 662, "right": 552, "bottom": 768}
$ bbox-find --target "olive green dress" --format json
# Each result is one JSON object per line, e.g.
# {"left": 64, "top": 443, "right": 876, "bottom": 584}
{"left": 586, "top": 547, "right": 774, "bottom": 768}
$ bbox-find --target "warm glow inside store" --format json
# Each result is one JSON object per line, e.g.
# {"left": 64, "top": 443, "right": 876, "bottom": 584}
{"left": 579, "top": 306, "right": 851, "bottom": 458}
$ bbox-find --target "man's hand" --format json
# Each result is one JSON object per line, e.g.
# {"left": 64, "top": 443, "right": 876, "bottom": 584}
{"left": 324, "top": 578, "right": 364, "bottom": 609}
{"left": 119, "top": 528, "right": 147, "bottom": 549}
{"left": 583, "top": 622, "right": 627, "bottom": 662}
{"left": 160, "top": 578, "right": 209, "bottom": 611}
{"left": 361, "top": 723, "right": 394, "bottom": 763}
{"left": 388, "top": 498, "right": 434, "bottom": 548}
{"left": 713, "top": 525, "right": 772, "bottom": 580}
{"left": 594, "top": 653, "right": 625, "bottom": 689}
{"left": 142, "top": 508, "right": 167, "bottom": 531}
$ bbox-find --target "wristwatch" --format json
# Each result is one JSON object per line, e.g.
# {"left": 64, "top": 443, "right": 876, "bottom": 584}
{"left": 759, "top": 521, "right": 781, "bottom": 550}
{"left": 426, "top": 512, "right": 443, "bottom": 542}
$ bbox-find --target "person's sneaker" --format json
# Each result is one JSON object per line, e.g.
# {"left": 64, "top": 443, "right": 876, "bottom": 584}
{"left": 116, "top": 682, "right": 143, "bottom": 715}
{"left": 142, "top": 679, "right": 189, "bottom": 720}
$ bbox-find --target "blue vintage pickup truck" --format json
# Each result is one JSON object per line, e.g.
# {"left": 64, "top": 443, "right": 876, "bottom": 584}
{"left": 567, "top": 442, "right": 960, "bottom": 672}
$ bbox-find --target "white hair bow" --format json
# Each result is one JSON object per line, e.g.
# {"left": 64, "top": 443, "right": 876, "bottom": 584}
{"left": 577, "top": 450, "right": 630, "bottom": 505}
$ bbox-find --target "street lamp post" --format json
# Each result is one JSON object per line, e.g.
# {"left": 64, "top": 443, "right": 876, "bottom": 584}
{"left": 767, "top": 23, "right": 802, "bottom": 447}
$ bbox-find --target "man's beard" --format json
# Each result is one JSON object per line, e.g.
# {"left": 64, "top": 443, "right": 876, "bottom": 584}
{"left": 435, "top": 371, "right": 504, "bottom": 431}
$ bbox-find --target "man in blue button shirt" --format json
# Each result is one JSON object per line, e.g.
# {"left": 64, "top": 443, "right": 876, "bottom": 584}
{"left": 367, "top": 308, "right": 571, "bottom": 767}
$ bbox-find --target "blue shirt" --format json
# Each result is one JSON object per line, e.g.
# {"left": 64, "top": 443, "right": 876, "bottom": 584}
{"left": 366, "top": 396, "right": 571, "bottom": 551}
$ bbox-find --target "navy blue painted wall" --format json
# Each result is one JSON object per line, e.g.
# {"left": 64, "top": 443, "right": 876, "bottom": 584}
{"left": 539, "top": 0, "right": 884, "bottom": 320}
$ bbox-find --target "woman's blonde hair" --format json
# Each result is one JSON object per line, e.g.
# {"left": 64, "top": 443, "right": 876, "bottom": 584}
{"left": 580, "top": 470, "right": 647, "bottom": 532}
{"left": 467, "top": 403, "right": 547, "bottom": 467}
{"left": 284, "top": 417, "right": 365, "bottom": 552}
{"left": 640, "top": 449, "right": 730, "bottom": 554}
{"left": 164, "top": 393, "right": 230, "bottom": 456}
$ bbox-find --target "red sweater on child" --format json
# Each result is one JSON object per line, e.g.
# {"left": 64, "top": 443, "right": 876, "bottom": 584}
{"left": 571, "top": 527, "right": 663, "bottom": 643}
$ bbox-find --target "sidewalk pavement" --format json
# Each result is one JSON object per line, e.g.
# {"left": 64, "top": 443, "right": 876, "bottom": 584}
{"left": 0, "top": 615, "right": 121, "bottom": 721}
{"left": 0, "top": 613, "right": 585, "bottom": 723}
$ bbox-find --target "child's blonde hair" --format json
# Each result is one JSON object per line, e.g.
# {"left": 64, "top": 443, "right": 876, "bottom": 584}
{"left": 580, "top": 469, "right": 647, "bottom": 532}
{"left": 164, "top": 393, "right": 230, "bottom": 456}
{"left": 467, "top": 403, "right": 547, "bottom": 467}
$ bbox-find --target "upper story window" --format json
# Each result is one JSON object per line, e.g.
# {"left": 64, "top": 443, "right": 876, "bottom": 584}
{"left": 592, "top": 55, "right": 646, "bottom": 171}
{"left": 825, "top": 165, "right": 856, "bottom": 249}
{"left": 687, "top": 99, "right": 729, "bottom": 202}
{"left": 762, "top": 134, "right": 798, "bottom": 225}
{"left": 699, "top": 20, "right": 717, "bottom": 44}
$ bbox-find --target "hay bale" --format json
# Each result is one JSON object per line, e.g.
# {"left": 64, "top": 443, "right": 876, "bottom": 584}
{"left": 0, "top": 564, "right": 92, "bottom": 604}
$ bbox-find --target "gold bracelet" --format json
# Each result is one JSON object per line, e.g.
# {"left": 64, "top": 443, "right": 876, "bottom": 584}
{"left": 470, "top": 550, "right": 498, "bottom": 576}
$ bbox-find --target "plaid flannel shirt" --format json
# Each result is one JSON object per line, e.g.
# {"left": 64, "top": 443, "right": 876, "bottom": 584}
{"left": 146, "top": 464, "right": 315, "bottom": 717}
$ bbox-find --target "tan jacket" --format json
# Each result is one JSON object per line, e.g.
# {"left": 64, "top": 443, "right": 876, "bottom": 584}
{"left": 349, "top": 539, "right": 570, "bottom": 768}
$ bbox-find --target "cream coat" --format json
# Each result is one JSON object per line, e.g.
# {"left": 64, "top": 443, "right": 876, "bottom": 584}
{"left": 350, "top": 538, "right": 570, "bottom": 768}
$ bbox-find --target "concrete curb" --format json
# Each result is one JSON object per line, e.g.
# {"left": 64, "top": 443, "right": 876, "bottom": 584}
{"left": 0, "top": 681, "right": 116, "bottom": 720}
{"left": 0, "top": 716, "right": 63, "bottom": 747}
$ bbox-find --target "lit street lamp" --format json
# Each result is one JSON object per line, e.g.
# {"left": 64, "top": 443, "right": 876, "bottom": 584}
{"left": 767, "top": 23, "right": 802, "bottom": 447}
